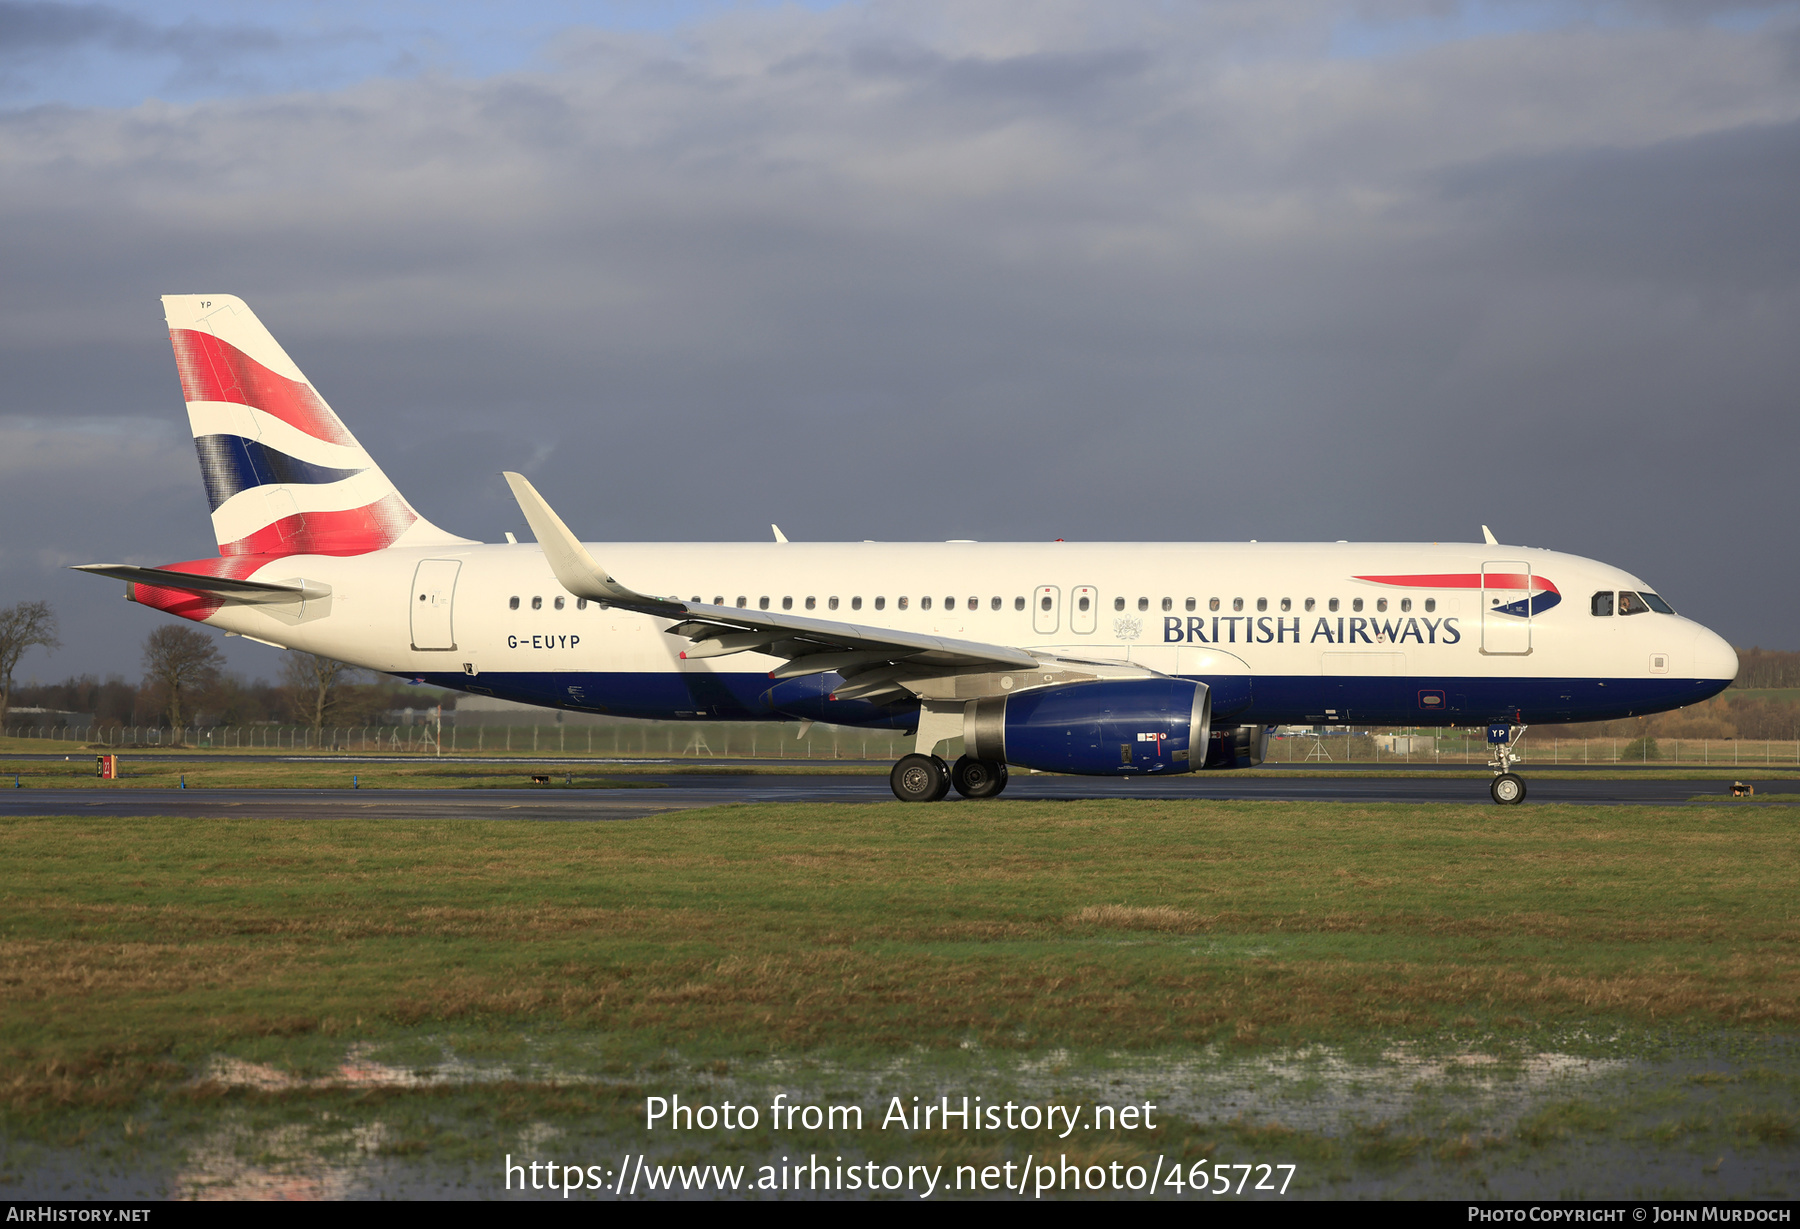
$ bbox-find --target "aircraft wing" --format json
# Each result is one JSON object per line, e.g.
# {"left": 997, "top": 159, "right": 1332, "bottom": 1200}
{"left": 503, "top": 473, "right": 1052, "bottom": 689}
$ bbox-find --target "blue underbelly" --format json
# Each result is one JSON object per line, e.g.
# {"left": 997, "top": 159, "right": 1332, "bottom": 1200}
{"left": 403, "top": 669, "right": 1731, "bottom": 729}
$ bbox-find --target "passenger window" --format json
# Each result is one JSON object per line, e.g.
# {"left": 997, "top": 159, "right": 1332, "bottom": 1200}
{"left": 579, "top": 599, "right": 590, "bottom": 610}
{"left": 1137, "top": 597, "right": 1149, "bottom": 612}
{"left": 990, "top": 597, "right": 1001, "bottom": 611}
{"left": 1618, "top": 591, "right": 1646, "bottom": 616}
{"left": 782, "top": 596, "right": 793, "bottom": 610}
{"left": 1015, "top": 596, "right": 1026, "bottom": 611}
{"left": 921, "top": 596, "right": 932, "bottom": 610}
{"left": 759, "top": 596, "right": 770, "bottom": 610}
{"left": 1424, "top": 598, "right": 1435, "bottom": 613}
{"left": 554, "top": 596, "right": 565, "bottom": 610}
{"left": 1642, "top": 592, "right": 1675, "bottom": 614}
{"left": 531, "top": 596, "right": 542, "bottom": 610}
{"left": 1304, "top": 598, "right": 1315, "bottom": 612}
{"left": 1256, "top": 598, "right": 1267, "bottom": 612}
{"left": 897, "top": 596, "right": 907, "bottom": 610}
{"left": 1162, "top": 597, "right": 1173, "bottom": 612}
{"left": 1114, "top": 596, "right": 1125, "bottom": 611}
{"left": 805, "top": 596, "right": 816, "bottom": 610}
{"left": 1400, "top": 598, "right": 1411, "bottom": 613}
{"left": 1280, "top": 598, "right": 1291, "bottom": 612}
{"left": 874, "top": 597, "right": 885, "bottom": 611}
{"left": 1040, "top": 595, "right": 1052, "bottom": 611}
{"left": 1209, "top": 598, "right": 1220, "bottom": 611}
{"left": 945, "top": 596, "right": 955, "bottom": 610}
{"left": 967, "top": 597, "right": 977, "bottom": 611}
{"left": 1078, "top": 595, "right": 1091, "bottom": 612}
{"left": 737, "top": 596, "right": 748, "bottom": 608}
{"left": 509, "top": 596, "right": 519, "bottom": 610}
{"left": 1232, "top": 598, "right": 1243, "bottom": 612}
{"left": 1352, "top": 598, "right": 1364, "bottom": 612}
{"left": 1375, "top": 598, "right": 1386, "bottom": 613}
{"left": 852, "top": 597, "right": 863, "bottom": 611}
{"left": 829, "top": 597, "right": 839, "bottom": 610}
{"left": 1185, "top": 597, "right": 1196, "bottom": 612}
{"left": 1591, "top": 591, "right": 1614, "bottom": 617}
{"left": 713, "top": 596, "right": 724, "bottom": 605}
{"left": 1329, "top": 598, "right": 1339, "bottom": 612}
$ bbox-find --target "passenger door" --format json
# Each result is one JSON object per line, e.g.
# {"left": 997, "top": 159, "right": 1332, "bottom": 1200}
{"left": 410, "top": 559, "right": 462, "bottom": 651}
{"left": 1033, "top": 585, "right": 1060, "bottom": 635}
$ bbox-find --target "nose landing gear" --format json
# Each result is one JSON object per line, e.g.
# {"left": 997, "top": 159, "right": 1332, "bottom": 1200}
{"left": 1486, "top": 722, "right": 1528, "bottom": 805}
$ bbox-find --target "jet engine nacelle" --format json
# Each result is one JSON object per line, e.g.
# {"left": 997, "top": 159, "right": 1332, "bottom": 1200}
{"left": 1203, "top": 723, "right": 1270, "bottom": 770}
{"left": 964, "top": 678, "right": 1211, "bottom": 776}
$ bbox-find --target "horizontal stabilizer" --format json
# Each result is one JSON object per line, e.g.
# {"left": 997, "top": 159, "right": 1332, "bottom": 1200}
{"left": 71, "top": 564, "right": 328, "bottom": 599}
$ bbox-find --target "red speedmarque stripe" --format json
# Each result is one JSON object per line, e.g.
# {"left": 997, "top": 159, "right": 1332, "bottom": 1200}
{"left": 219, "top": 493, "right": 416, "bottom": 557}
{"left": 1355, "top": 572, "right": 1560, "bottom": 594}
{"left": 169, "top": 328, "right": 358, "bottom": 447}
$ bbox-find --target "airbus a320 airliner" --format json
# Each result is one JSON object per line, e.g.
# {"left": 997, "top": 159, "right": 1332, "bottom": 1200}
{"left": 77, "top": 295, "right": 1739, "bottom": 804}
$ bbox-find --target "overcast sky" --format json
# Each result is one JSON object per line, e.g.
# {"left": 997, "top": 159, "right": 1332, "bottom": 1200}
{"left": 3, "top": 0, "right": 1798, "bottom": 685}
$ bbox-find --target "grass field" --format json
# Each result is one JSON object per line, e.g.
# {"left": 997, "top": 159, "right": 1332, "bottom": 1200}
{"left": 3, "top": 799, "right": 1799, "bottom": 1197}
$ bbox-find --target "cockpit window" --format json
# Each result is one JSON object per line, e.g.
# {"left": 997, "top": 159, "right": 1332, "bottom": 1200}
{"left": 1640, "top": 592, "right": 1675, "bottom": 614}
{"left": 1618, "top": 591, "right": 1648, "bottom": 616}
{"left": 1591, "top": 591, "right": 1613, "bottom": 617}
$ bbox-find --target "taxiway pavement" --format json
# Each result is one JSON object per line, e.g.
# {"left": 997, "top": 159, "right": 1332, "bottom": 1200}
{"left": 2, "top": 772, "right": 1792, "bottom": 820}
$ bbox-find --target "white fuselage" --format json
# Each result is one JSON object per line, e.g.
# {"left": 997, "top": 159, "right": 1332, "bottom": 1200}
{"left": 180, "top": 539, "right": 1738, "bottom": 729}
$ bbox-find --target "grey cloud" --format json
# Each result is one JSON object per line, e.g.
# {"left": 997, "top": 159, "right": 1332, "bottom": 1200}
{"left": 0, "top": 1, "right": 286, "bottom": 60}
{"left": 0, "top": 1, "right": 369, "bottom": 103}
{"left": 2, "top": 0, "right": 1798, "bottom": 680}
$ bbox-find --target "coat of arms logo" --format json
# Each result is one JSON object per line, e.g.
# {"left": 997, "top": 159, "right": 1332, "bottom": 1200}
{"left": 1113, "top": 616, "right": 1143, "bottom": 641}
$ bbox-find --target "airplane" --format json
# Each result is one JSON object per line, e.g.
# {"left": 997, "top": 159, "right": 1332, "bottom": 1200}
{"left": 76, "top": 295, "right": 1739, "bottom": 805}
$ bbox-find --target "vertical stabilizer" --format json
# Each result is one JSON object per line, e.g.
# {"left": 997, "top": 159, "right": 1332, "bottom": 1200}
{"left": 162, "top": 294, "right": 470, "bottom": 556}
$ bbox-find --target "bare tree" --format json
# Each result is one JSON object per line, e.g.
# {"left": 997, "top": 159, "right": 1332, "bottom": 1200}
{"left": 141, "top": 625, "right": 223, "bottom": 735}
{"left": 282, "top": 652, "right": 364, "bottom": 737}
{"left": 0, "top": 601, "right": 60, "bottom": 727}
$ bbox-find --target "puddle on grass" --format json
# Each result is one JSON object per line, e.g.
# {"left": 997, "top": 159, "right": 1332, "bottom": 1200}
{"left": 191, "top": 1037, "right": 1624, "bottom": 1139}
{"left": 16, "top": 1034, "right": 1799, "bottom": 1199}
{"left": 174, "top": 1120, "right": 390, "bottom": 1200}
{"left": 198, "top": 1043, "right": 568, "bottom": 1092}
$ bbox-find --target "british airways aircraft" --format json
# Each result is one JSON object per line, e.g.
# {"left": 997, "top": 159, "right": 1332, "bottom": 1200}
{"left": 77, "top": 295, "right": 1739, "bottom": 804}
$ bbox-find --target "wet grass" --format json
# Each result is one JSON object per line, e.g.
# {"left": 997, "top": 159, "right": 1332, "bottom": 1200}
{"left": 4, "top": 799, "right": 1799, "bottom": 1196}
{"left": 3, "top": 799, "right": 1799, "bottom": 1116}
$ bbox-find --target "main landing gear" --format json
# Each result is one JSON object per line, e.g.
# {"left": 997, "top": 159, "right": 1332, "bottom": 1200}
{"left": 1486, "top": 722, "right": 1528, "bottom": 806}
{"left": 950, "top": 755, "right": 1008, "bottom": 799}
{"left": 890, "top": 754, "right": 950, "bottom": 802}
{"left": 888, "top": 754, "right": 1010, "bottom": 801}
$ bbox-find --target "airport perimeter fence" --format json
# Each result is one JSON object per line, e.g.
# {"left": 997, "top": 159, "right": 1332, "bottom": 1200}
{"left": 0, "top": 721, "right": 916, "bottom": 760}
{"left": 3, "top": 722, "right": 1800, "bottom": 766}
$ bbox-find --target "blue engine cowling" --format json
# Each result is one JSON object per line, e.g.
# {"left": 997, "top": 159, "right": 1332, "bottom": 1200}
{"left": 964, "top": 678, "right": 1211, "bottom": 776}
{"left": 1203, "top": 724, "right": 1270, "bottom": 769}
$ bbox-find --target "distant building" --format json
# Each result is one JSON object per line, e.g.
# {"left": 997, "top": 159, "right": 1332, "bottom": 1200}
{"left": 3, "top": 707, "right": 96, "bottom": 729}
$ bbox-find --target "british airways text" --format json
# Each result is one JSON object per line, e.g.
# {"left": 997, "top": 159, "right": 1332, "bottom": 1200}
{"left": 1163, "top": 617, "right": 1462, "bottom": 645}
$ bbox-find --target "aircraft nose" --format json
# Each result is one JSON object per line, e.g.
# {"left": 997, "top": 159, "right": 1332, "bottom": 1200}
{"left": 1691, "top": 626, "right": 1738, "bottom": 682}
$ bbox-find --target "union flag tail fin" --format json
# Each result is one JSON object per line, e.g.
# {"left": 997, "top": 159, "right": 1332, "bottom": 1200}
{"left": 162, "top": 294, "right": 469, "bottom": 557}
